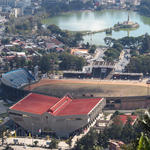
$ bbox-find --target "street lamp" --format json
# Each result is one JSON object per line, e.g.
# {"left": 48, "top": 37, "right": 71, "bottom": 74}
{"left": 32, "top": 123, "right": 33, "bottom": 145}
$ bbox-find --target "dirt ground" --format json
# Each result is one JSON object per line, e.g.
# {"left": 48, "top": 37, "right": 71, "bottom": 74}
{"left": 24, "top": 78, "right": 148, "bottom": 98}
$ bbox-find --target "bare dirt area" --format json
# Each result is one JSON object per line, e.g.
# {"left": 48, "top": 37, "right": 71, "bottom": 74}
{"left": 24, "top": 78, "right": 148, "bottom": 98}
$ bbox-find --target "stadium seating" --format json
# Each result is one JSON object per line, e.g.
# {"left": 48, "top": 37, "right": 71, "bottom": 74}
{"left": 1, "top": 68, "right": 36, "bottom": 88}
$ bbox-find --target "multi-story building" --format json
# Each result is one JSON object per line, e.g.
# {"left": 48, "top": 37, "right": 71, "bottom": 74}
{"left": 8, "top": 93, "right": 106, "bottom": 138}
{"left": 0, "top": 0, "right": 17, "bottom": 7}
{"left": 0, "top": 0, "right": 31, "bottom": 8}
{"left": 17, "top": 0, "right": 31, "bottom": 8}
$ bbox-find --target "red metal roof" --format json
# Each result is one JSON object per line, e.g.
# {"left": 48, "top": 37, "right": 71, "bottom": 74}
{"left": 118, "top": 115, "right": 138, "bottom": 125}
{"left": 56, "top": 98, "right": 102, "bottom": 116}
{"left": 10, "top": 93, "right": 103, "bottom": 116}
{"left": 10, "top": 93, "right": 60, "bottom": 115}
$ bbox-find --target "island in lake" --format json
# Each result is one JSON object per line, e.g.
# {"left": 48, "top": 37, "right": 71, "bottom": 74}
{"left": 106, "top": 14, "right": 139, "bottom": 34}
{"left": 115, "top": 14, "right": 139, "bottom": 29}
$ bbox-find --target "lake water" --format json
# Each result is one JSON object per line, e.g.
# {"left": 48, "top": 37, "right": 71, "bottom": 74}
{"left": 43, "top": 10, "right": 150, "bottom": 45}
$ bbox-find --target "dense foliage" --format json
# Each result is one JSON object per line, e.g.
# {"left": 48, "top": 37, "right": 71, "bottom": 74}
{"left": 59, "top": 52, "right": 87, "bottom": 70}
{"left": 103, "top": 43, "right": 123, "bottom": 62}
{"left": 125, "top": 55, "right": 150, "bottom": 75}
{"left": 74, "top": 119, "right": 141, "bottom": 149}
{"left": 139, "top": 0, "right": 150, "bottom": 16}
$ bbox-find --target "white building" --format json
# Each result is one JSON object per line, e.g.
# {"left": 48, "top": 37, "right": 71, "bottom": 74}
{"left": 17, "top": 0, "right": 31, "bottom": 8}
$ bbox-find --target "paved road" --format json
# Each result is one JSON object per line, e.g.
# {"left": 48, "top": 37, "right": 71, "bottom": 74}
{"left": 87, "top": 47, "right": 105, "bottom": 64}
{"left": 0, "top": 102, "right": 8, "bottom": 114}
{"left": 115, "top": 49, "right": 131, "bottom": 72}
{"left": 95, "top": 47, "right": 105, "bottom": 61}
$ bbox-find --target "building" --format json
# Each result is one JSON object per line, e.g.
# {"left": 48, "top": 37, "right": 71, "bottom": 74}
{"left": 2, "top": 5, "right": 11, "bottom": 12}
{"left": 109, "top": 140, "right": 124, "bottom": 150}
{"left": 0, "top": 0, "right": 17, "bottom": 7}
{"left": 125, "top": 0, "right": 137, "bottom": 5}
{"left": 17, "top": 0, "right": 31, "bottom": 8}
{"left": 63, "top": 61, "right": 115, "bottom": 79}
{"left": 42, "top": 0, "right": 65, "bottom": 5}
{"left": 118, "top": 115, "right": 138, "bottom": 125}
{"left": 8, "top": 93, "right": 106, "bottom": 137}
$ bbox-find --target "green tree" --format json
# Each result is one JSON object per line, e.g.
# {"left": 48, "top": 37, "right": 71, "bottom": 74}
{"left": 41, "top": 54, "right": 52, "bottom": 74}
{"left": 27, "top": 60, "right": 33, "bottom": 71}
{"left": 47, "top": 24, "right": 61, "bottom": 34}
{"left": 49, "top": 138, "right": 59, "bottom": 150}
{"left": 0, "top": 126, "right": 8, "bottom": 145}
{"left": 5, "top": 27, "right": 10, "bottom": 34}
{"left": 89, "top": 45, "right": 97, "bottom": 54}
{"left": 4, "top": 145, "right": 14, "bottom": 150}
{"left": 138, "top": 108, "right": 150, "bottom": 134}
{"left": 34, "top": 141, "right": 38, "bottom": 147}
{"left": 20, "top": 57, "right": 26, "bottom": 68}
{"left": 75, "top": 32, "right": 83, "bottom": 43}
{"left": 67, "top": 137, "right": 72, "bottom": 150}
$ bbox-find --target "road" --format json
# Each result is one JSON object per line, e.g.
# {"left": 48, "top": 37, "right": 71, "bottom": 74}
{"left": 95, "top": 47, "right": 106, "bottom": 61}
{"left": 115, "top": 49, "right": 131, "bottom": 72}
{"left": 87, "top": 47, "right": 105, "bottom": 64}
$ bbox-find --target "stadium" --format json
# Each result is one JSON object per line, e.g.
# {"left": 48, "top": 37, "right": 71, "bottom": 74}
{"left": 1, "top": 68, "right": 150, "bottom": 137}
{"left": 63, "top": 61, "right": 143, "bottom": 80}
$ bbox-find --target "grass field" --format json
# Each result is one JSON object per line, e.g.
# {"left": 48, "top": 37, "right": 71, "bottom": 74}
{"left": 32, "top": 82, "right": 148, "bottom": 98}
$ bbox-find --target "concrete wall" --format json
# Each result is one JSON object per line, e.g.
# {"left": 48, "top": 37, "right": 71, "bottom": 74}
{"left": 105, "top": 96, "right": 150, "bottom": 110}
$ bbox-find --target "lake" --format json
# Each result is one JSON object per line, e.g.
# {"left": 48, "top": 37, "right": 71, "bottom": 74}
{"left": 43, "top": 10, "right": 150, "bottom": 45}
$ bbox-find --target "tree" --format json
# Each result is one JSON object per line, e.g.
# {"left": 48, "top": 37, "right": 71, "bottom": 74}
{"left": 138, "top": 108, "right": 150, "bottom": 134}
{"left": 27, "top": 60, "right": 33, "bottom": 71}
{"left": 4, "top": 61, "right": 9, "bottom": 72}
{"left": 13, "top": 55, "right": 20, "bottom": 69}
{"left": 67, "top": 137, "right": 72, "bottom": 150}
{"left": 1, "top": 38, "right": 10, "bottom": 45}
{"left": 47, "top": 24, "right": 61, "bottom": 34}
{"left": 86, "top": 42, "right": 90, "bottom": 49}
{"left": 37, "top": 20, "right": 42, "bottom": 30}
{"left": 75, "top": 32, "right": 83, "bottom": 43}
{"left": 89, "top": 45, "right": 97, "bottom": 54}
{"left": 9, "top": 59, "right": 14, "bottom": 70}
{"left": 49, "top": 138, "right": 59, "bottom": 150}
{"left": 41, "top": 54, "right": 52, "bottom": 74}
{"left": 4, "top": 145, "right": 14, "bottom": 150}
{"left": 104, "top": 37, "right": 115, "bottom": 47}
{"left": 0, "top": 126, "right": 7, "bottom": 145}
{"left": 34, "top": 141, "right": 38, "bottom": 147}
{"left": 126, "top": 116, "right": 134, "bottom": 125}
{"left": 5, "top": 27, "right": 10, "bottom": 34}
{"left": 20, "top": 57, "right": 26, "bottom": 68}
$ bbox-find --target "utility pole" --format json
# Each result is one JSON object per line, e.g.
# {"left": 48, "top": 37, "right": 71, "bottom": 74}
{"left": 32, "top": 123, "right": 33, "bottom": 145}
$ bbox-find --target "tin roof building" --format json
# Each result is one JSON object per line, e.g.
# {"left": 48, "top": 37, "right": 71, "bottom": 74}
{"left": 8, "top": 93, "right": 106, "bottom": 137}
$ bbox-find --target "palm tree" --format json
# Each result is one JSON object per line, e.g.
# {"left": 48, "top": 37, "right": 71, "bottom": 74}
{"left": 138, "top": 108, "right": 150, "bottom": 134}
{"left": 0, "top": 126, "right": 7, "bottom": 145}
{"left": 0, "top": 126, "right": 11, "bottom": 146}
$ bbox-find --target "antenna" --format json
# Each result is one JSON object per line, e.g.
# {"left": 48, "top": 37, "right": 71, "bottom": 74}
{"left": 90, "top": 34, "right": 92, "bottom": 46}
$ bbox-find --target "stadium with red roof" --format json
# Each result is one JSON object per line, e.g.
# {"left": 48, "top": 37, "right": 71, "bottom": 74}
{"left": 9, "top": 93, "right": 106, "bottom": 137}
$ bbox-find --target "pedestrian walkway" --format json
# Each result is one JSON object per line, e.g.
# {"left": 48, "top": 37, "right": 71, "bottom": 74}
{"left": 0, "top": 137, "right": 69, "bottom": 150}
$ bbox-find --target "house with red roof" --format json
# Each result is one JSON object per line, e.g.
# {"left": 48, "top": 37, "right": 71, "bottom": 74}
{"left": 51, "top": 38, "right": 64, "bottom": 47}
{"left": 115, "top": 115, "right": 138, "bottom": 126}
{"left": 8, "top": 93, "right": 106, "bottom": 137}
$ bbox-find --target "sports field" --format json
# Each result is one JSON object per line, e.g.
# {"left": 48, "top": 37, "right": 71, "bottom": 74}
{"left": 25, "top": 79, "right": 148, "bottom": 98}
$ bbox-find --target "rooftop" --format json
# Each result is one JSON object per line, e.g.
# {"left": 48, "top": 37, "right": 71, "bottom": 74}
{"left": 10, "top": 93, "right": 60, "bottom": 115}
{"left": 10, "top": 93, "right": 103, "bottom": 116}
{"left": 118, "top": 115, "right": 138, "bottom": 125}
{"left": 56, "top": 97, "right": 103, "bottom": 116}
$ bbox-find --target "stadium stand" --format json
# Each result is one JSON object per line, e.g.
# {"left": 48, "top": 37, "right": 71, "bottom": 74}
{"left": 63, "top": 61, "right": 115, "bottom": 79}
{"left": 1, "top": 68, "right": 36, "bottom": 88}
